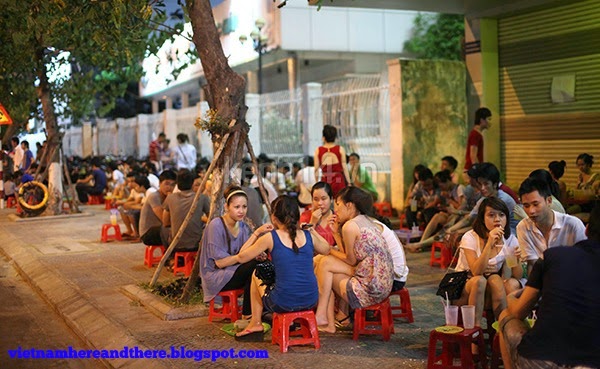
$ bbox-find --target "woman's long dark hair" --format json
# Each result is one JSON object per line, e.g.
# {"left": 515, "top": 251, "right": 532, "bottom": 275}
{"left": 272, "top": 195, "right": 300, "bottom": 253}
{"left": 529, "top": 169, "right": 560, "bottom": 200}
{"left": 335, "top": 186, "right": 375, "bottom": 217}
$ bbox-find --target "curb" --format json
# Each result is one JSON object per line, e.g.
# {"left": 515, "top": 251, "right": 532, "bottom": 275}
{"left": 0, "top": 229, "right": 171, "bottom": 369}
{"left": 121, "top": 284, "right": 207, "bottom": 321}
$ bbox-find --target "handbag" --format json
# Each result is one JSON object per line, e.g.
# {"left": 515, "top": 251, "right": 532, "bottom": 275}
{"left": 254, "top": 259, "right": 275, "bottom": 287}
{"left": 436, "top": 270, "right": 469, "bottom": 300}
{"left": 435, "top": 235, "right": 468, "bottom": 301}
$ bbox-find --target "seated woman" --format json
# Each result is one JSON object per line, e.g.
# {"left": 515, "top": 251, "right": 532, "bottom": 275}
{"left": 215, "top": 195, "right": 331, "bottom": 341}
{"left": 315, "top": 187, "right": 394, "bottom": 333}
{"left": 300, "top": 181, "right": 338, "bottom": 247}
{"left": 406, "top": 170, "right": 467, "bottom": 252}
{"left": 548, "top": 160, "right": 568, "bottom": 207}
{"left": 200, "top": 186, "right": 274, "bottom": 319}
{"left": 452, "top": 197, "right": 522, "bottom": 327}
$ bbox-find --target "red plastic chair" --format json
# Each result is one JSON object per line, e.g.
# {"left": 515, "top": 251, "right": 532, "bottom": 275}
{"left": 353, "top": 298, "right": 395, "bottom": 341}
{"left": 173, "top": 251, "right": 196, "bottom": 277}
{"left": 208, "top": 289, "right": 244, "bottom": 322}
{"left": 427, "top": 327, "right": 487, "bottom": 369}
{"left": 389, "top": 287, "right": 414, "bottom": 323}
{"left": 271, "top": 310, "right": 320, "bottom": 353}
{"left": 144, "top": 245, "right": 166, "bottom": 268}
{"left": 100, "top": 223, "right": 122, "bottom": 242}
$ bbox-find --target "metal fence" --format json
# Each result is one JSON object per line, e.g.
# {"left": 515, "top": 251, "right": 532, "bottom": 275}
{"left": 320, "top": 75, "right": 390, "bottom": 172}
{"left": 258, "top": 88, "right": 303, "bottom": 161}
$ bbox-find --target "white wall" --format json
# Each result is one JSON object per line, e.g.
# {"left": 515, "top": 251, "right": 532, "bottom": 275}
{"left": 280, "top": 3, "right": 417, "bottom": 53}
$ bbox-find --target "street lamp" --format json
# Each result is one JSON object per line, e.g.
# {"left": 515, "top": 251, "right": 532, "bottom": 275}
{"left": 239, "top": 18, "right": 268, "bottom": 94}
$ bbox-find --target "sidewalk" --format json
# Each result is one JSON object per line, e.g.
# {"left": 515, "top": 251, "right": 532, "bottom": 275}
{"left": 0, "top": 205, "right": 446, "bottom": 369}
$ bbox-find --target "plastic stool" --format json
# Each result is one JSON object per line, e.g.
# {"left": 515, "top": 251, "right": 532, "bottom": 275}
{"left": 105, "top": 197, "right": 117, "bottom": 210}
{"left": 353, "top": 298, "right": 395, "bottom": 341}
{"left": 389, "top": 287, "right": 414, "bottom": 322}
{"left": 88, "top": 194, "right": 103, "bottom": 205}
{"left": 272, "top": 310, "right": 320, "bottom": 353}
{"left": 430, "top": 241, "right": 450, "bottom": 268}
{"left": 101, "top": 224, "right": 122, "bottom": 242}
{"left": 208, "top": 289, "right": 244, "bottom": 322}
{"left": 144, "top": 245, "right": 166, "bottom": 268}
{"left": 6, "top": 196, "right": 17, "bottom": 208}
{"left": 490, "top": 334, "right": 502, "bottom": 369}
{"left": 373, "top": 202, "right": 393, "bottom": 217}
{"left": 427, "top": 327, "right": 487, "bottom": 369}
{"left": 173, "top": 251, "right": 196, "bottom": 277}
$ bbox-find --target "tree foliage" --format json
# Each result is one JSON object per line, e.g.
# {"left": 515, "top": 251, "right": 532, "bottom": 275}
{"left": 0, "top": 0, "right": 179, "bottom": 131}
{"left": 404, "top": 13, "right": 464, "bottom": 61}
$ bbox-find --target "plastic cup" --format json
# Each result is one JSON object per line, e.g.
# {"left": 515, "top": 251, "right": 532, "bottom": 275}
{"left": 410, "top": 199, "right": 418, "bottom": 212}
{"left": 110, "top": 214, "right": 118, "bottom": 226}
{"left": 506, "top": 253, "right": 519, "bottom": 268}
{"left": 444, "top": 305, "right": 458, "bottom": 326}
{"left": 461, "top": 305, "right": 476, "bottom": 329}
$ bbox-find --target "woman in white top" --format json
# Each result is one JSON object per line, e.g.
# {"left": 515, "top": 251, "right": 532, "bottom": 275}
{"left": 453, "top": 197, "right": 522, "bottom": 327}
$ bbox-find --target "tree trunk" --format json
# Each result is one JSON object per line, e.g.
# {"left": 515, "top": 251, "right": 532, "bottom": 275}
{"left": 178, "top": 0, "right": 250, "bottom": 302}
{"left": 35, "top": 47, "right": 62, "bottom": 215}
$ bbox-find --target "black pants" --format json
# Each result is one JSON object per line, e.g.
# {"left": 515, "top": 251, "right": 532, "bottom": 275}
{"left": 221, "top": 259, "right": 259, "bottom": 316}
{"left": 141, "top": 226, "right": 164, "bottom": 246}
{"left": 76, "top": 184, "right": 103, "bottom": 203}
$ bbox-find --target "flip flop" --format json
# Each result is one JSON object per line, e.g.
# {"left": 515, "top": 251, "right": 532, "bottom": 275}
{"left": 317, "top": 326, "right": 336, "bottom": 334}
{"left": 234, "top": 329, "right": 264, "bottom": 342}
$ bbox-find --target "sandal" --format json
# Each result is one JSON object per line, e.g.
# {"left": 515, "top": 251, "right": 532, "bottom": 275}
{"left": 234, "top": 328, "right": 264, "bottom": 342}
{"left": 334, "top": 315, "right": 352, "bottom": 330}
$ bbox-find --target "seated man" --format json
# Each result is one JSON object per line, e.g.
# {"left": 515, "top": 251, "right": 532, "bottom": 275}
{"left": 517, "top": 177, "right": 586, "bottom": 276}
{"left": 139, "top": 170, "right": 176, "bottom": 246}
{"left": 404, "top": 167, "right": 440, "bottom": 229}
{"left": 162, "top": 169, "right": 210, "bottom": 251}
{"left": 75, "top": 158, "right": 107, "bottom": 203}
{"left": 498, "top": 204, "right": 600, "bottom": 369}
{"left": 349, "top": 152, "right": 378, "bottom": 201}
{"left": 124, "top": 176, "right": 155, "bottom": 241}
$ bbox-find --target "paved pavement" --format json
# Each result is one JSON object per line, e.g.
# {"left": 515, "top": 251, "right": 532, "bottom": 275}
{"left": 0, "top": 205, "right": 447, "bottom": 369}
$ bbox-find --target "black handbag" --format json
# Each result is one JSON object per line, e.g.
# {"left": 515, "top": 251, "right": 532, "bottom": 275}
{"left": 436, "top": 271, "right": 469, "bottom": 301}
{"left": 254, "top": 259, "right": 275, "bottom": 287}
{"left": 436, "top": 237, "right": 468, "bottom": 301}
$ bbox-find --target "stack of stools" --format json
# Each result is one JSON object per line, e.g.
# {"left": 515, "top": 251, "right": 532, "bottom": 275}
{"left": 100, "top": 224, "right": 122, "bottom": 242}
{"left": 427, "top": 326, "right": 488, "bottom": 369}
{"left": 271, "top": 310, "right": 320, "bottom": 353}
{"left": 208, "top": 289, "right": 244, "bottom": 322}
{"left": 353, "top": 298, "right": 395, "bottom": 341}
{"left": 173, "top": 251, "right": 196, "bottom": 277}
{"left": 389, "top": 287, "right": 414, "bottom": 323}
{"left": 144, "top": 245, "right": 166, "bottom": 268}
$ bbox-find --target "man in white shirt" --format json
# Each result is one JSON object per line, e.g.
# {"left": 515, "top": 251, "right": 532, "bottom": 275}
{"left": 10, "top": 136, "right": 24, "bottom": 172}
{"left": 517, "top": 177, "right": 586, "bottom": 275}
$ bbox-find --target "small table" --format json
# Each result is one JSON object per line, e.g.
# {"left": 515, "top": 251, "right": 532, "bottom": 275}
{"left": 395, "top": 229, "right": 423, "bottom": 244}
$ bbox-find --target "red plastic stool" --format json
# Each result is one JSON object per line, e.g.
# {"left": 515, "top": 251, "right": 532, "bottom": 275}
{"left": 6, "top": 196, "right": 17, "bottom": 208}
{"left": 427, "top": 327, "right": 487, "bottom": 369}
{"left": 101, "top": 223, "right": 122, "bottom": 242}
{"left": 88, "top": 194, "right": 103, "bottom": 205}
{"left": 490, "top": 334, "right": 502, "bottom": 369}
{"left": 272, "top": 310, "right": 320, "bottom": 353}
{"left": 373, "top": 202, "right": 393, "bottom": 217}
{"left": 208, "top": 289, "right": 244, "bottom": 322}
{"left": 173, "top": 251, "right": 196, "bottom": 277}
{"left": 430, "top": 241, "right": 451, "bottom": 268}
{"left": 353, "top": 298, "right": 395, "bottom": 341}
{"left": 144, "top": 245, "right": 166, "bottom": 268}
{"left": 389, "top": 287, "right": 414, "bottom": 323}
{"left": 104, "top": 197, "right": 117, "bottom": 210}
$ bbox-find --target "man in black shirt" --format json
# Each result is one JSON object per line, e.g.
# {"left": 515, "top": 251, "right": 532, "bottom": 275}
{"left": 498, "top": 204, "right": 600, "bottom": 369}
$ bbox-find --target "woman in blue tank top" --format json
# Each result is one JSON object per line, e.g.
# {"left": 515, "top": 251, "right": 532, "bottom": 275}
{"left": 217, "top": 195, "right": 331, "bottom": 341}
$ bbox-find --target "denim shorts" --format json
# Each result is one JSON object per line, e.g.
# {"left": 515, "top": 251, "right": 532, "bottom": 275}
{"left": 262, "top": 289, "right": 317, "bottom": 313}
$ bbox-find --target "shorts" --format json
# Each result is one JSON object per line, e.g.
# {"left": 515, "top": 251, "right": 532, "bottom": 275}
{"left": 346, "top": 279, "right": 362, "bottom": 309}
{"left": 262, "top": 288, "right": 317, "bottom": 314}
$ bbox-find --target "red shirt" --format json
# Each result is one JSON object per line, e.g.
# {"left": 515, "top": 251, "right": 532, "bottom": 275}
{"left": 464, "top": 129, "right": 483, "bottom": 170}
{"left": 149, "top": 140, "right": 160, "bottom": 161}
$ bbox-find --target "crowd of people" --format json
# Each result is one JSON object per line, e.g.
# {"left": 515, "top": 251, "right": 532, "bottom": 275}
{"left": 1, "top": 119, "right": 598, "bottom": 367}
